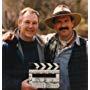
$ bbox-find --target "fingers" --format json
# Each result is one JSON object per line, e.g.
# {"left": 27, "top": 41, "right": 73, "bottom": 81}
{"left": 21, "top": 79, "right": 37, "bottom": 90}
{"left": 2, "top": 31, "right": 15, "bottom": 41}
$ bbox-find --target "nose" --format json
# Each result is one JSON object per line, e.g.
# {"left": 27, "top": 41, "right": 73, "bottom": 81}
{"left": 29, "top": 23, "right": 33, "bottom": 28}
{"left": 61, "top": 23, "right": 66, "bottom": 27}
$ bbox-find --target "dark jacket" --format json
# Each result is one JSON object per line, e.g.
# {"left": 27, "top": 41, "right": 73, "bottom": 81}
{"left": 2, "top": 34, "right": 45, "bottom": 90}
{"left": 44, "top": 34, "right": 88, "bottom": 90}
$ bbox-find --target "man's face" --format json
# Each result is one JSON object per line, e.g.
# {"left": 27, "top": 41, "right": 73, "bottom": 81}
{"left": 53, "top": 15, "right": 74, "bottom": 40}
{"left": 18, "top": 12, "right": 39, "bottom": 41}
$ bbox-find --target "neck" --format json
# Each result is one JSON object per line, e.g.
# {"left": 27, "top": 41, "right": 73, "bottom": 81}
{"left": 19, "top": 34, "right": 35, "bottom": 42}
{"left": 59, "top": 31, "right": 75, "bottom": 45}
{"left": 60, "top": 31, "right": 74, "bottom": 41}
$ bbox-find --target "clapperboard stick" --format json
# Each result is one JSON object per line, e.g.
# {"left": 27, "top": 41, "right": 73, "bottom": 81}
{"left": 34, "top": 63, "right": 59, "bottom": 70}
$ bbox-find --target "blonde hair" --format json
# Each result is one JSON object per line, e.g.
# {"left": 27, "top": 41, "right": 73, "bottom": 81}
{"left": 18, "top": 7, "right": 39, "bottom": 21}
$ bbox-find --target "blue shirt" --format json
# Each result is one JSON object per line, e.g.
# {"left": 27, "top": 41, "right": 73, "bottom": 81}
{"left": 54, "top": 46, "right": 72, "bottom": 90}
{"left": 53, "top": 35, "right": 81, "bottom": 90}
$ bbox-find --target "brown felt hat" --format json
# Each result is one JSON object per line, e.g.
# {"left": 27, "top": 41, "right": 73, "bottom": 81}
{"left": 45, "top": 4, "right": 81, "bottom": 28}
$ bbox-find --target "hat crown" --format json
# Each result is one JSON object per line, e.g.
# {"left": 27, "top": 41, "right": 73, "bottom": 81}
{"left": 53, "top": 5, "right": 71, "bottom": 15}
{"left": 45, "top": 4, "right": 81, "bottom": 28}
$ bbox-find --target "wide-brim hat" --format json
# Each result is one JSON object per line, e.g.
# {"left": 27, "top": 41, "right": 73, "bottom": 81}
{"left": 45, "top": 4, "right": 81, "bottom": 29}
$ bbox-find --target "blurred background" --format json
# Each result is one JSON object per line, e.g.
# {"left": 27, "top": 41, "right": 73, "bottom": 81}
{"left": 2, "top": 0, "right": 88, "bottom": 39}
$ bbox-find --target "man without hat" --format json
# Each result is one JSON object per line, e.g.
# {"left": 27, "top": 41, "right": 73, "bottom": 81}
{"left": 44, "top": 3, "right": 88, "bottom": 90}
{"left": 2, "top": 7, "right": 45, "bottom": 90}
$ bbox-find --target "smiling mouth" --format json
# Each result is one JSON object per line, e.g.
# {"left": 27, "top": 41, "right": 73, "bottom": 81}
{"left": 27, "top": 29, "right": 34, "bottom": 32}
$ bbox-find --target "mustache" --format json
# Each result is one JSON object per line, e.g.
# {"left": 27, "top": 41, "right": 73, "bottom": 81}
{"left": 59, "top": 27, "right": 69, "bottom": 31}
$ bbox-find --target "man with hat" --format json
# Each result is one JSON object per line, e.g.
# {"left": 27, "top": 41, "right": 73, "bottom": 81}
{"left": 44, "top": 3, "right": 88, "bottom": 90}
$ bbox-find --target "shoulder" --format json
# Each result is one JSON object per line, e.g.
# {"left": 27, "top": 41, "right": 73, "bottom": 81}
{"left": 35, "top": 34, "right": 45, "bottom": 47}
{"left": 3, "top": 36, "right": 18, "bottom": 45}
{"left": 2, "top": 37, "right": 18, "bottom": 50}
{"left": 77, "top": 37, "right": 88, "bottom": 54}
{"left": 2, "top": 41, "right": 11, "bottom": 54}
{"left": 36, "top": 33, "right": 56, "bottom": 46}
{"left": 79, "top": 36, "right": 87, "bottom": 45}
{"left": 40, "top": 33, "right": 56, "bottom": 44}
{"left": 2, "top": 41, "right": 9, "bottom": 48}
{"left": 44, "top": 33, "right": 57, "bottom": 52}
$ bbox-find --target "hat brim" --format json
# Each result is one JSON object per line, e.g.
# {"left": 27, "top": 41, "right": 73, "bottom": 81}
{"left": 45, "top": 13, "right": 81, "bottom": 29}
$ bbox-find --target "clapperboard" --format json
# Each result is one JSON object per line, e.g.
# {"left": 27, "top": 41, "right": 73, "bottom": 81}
{"left": 29, "top": 63, "right": 60, "bottom": 90}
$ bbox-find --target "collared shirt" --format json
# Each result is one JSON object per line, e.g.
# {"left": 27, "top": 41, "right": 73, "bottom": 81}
{"left": 54, "top": 34, "right": 81, "bottom": 90}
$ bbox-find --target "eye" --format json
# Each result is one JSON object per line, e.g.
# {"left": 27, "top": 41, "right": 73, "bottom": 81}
{"left": 57, "top": 20, "right": 62, "bottom": 23}
{"left": 55, "top": 20, "right": 61, "bottom": 24}
{"left": 25, "top": 21, "right": 30, "bottom": 24}
{"left": 32, "top": 21, "right": 38, "bottom": 25}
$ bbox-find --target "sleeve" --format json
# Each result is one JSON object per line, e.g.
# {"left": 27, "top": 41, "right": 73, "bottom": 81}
{"left": 44, "top": 43, "right": 52, "bottom": 62}
{"left": 2, "top": 42, "right": 22, "bottom": 90}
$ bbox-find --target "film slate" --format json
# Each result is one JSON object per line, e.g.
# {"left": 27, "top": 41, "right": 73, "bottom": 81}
{"left": 29, "top": 63, "right": 60, "bottom": 89}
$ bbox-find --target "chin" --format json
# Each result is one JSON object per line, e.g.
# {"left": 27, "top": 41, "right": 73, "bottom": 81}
{"left": 59, "top": 32, "right": 68, "bottom": 36}
{"left": 25, "top": 34, "right": 33, "bottom": 38}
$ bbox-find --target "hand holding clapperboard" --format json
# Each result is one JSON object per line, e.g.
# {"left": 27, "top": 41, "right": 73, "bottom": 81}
{"left": 29, "top": 63, "right": 60, "bottom": 90}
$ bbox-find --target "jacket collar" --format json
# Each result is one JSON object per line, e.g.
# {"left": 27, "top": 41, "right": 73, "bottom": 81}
{"left": 62, "top": 30, "right": 80, "bottom": 46}
{"left": 15, "top": 28, "right": 45, "bottom": 47}
{"left": 75, "top": 34, "right": 80, "bottom": 46}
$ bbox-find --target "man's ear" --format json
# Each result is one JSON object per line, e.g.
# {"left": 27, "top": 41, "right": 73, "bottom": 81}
{"left": 18, "top": 19, "right": 22, "bottom": 28}
{"left": 72, "top": 20, "right": 75, "bottom": 28}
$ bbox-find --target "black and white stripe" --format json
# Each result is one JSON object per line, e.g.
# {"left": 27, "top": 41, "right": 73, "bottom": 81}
{"left": 32, "top": 63, "right": 59, "bottom": 70}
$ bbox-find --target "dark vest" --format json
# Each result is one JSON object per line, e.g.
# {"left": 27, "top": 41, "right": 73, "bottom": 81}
{"left": 45, "top": 38, "right": 88, "bottom": 90}
{"left": 68, "top": 38, "right": 88, "bottom": 90}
